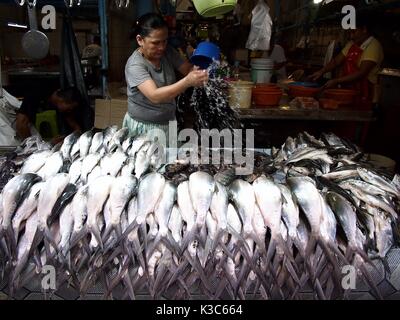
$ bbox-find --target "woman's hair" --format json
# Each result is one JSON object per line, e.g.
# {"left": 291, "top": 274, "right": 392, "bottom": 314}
{"left": 56, "top": 87, "right": 82, "bottom": 106}
{"left": 132, "top": 13, "right": 168, "bottom": 39}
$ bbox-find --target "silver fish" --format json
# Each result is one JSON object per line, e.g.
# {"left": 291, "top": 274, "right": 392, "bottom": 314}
{"left": 109, "top": 147, "right": 128, "bottom": 177}
{"left": 69, "top": 158, "right": 83, "bottom": 185}
{"left": 103, "top": 175, "right": 137, "bottom": 242}
{"left": 12, "top": 181, "right": 44, "bottom": 241}
{"left": 79, "top": 130, "right": 94, "bottom": 159}
{"left": 189, "top": 171, "right": 215, "bottom": 229}
{"left": 107, "top": 127, "right": 129, "bottom": 152}
{"left": 20, "top": 150, "right": 52, "bottom": 174}
{"left": 357, "top": 167, "right": 399, "bottom": 197}
{"left": 89, "top": 132, "right": 104, "bottom": 155}
{"left": 37, "top": 151, "right": 63, "bottom": 180}
{"left": 60, "top": 132, "right": 80, "bottom": 160}
{"left": 80, "top": 153, "right": 102, "bottom": 184}
{"left": 87, "top": 175, "right": 115, "bottom": 249}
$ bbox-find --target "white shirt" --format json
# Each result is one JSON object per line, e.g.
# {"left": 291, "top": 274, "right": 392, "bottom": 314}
{"left": 262, "top": 44, "right": 287, "bottom": 80}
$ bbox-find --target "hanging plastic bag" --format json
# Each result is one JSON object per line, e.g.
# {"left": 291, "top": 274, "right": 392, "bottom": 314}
{"left": 0, "top": 89, "right": 22, "bottom": 146}
{"left": 246, "top": 0, "right": 273, "bottom": 51}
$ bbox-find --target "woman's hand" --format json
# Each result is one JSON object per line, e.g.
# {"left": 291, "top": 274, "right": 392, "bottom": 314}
{"left": 184, "top": 69, "right": 209, "bottom": 88}
{"left": 323, "top": 79, "right": 339, "bottom": 89}
{"left": 308, "top": 70, "right": 324, "bottom": 82}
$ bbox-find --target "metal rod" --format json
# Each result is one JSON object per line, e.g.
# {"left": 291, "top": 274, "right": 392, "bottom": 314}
{"left": 98, "top": 0, "right": 108, "bottom": 98}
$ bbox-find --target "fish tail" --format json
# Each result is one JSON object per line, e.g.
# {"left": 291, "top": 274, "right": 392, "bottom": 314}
{"left": 69, "top": 227, "right": 88, "bottom": 249}
{"left": 131, "top": 238, "right": 147, "bottom": 277}
{"left": 90, "top": 224, "right": 104, "bottom": 251}
{"left": 166, "top": 259, "right": 189, "bottom": 290}
{"left": 359, "top": 263, "right": 383, "bottom": 300}
{"left": 122, "top": 271, "right": 136, "bottom": 300}
{"left": 28, "top": 229, "right": 44, "bottom": 259}
{"left": 180, "top": 226, "right": 197, "bottom": 255}
{"left": 151, "top": 264, "right": 168, "bottom": 299}
{"left": 317, "top": 239, "right": 343, "bottom": 293}
{"left": 11, "top": 250, "right": 30, "bottom": 288}
{"left": 227, "top": 225, "right": 252, "bottom": 255}
{"left": 3, "top": 226, "right": 17, "bottom": 260}
{"left": 44, "top": 227, "right": 59, "bottom": 256}
{"left": 118, "top": 221, "right": 138, "bottom": 246}
{"left": 200, "top": 237, "right": 213, "bottom": 269}
{"left": 80, "top": 268, "right": 96, "bottom": 296}
{"left": 101, "top": 225, "right": 113, "bottom": 245}
{"left": 184, "top": 251, "right": 212, "bottom": 293}
{"left": 146, "top": 234, "right": 161, "bottom": 261}
{"left": 213, "top": 277, "right": 228, "bottom": 300}
{"left": 165, "top": 233, "right": 181, "bottom": 257}
{"left": 235, "top": 260, "right": 250, "bottom": 298}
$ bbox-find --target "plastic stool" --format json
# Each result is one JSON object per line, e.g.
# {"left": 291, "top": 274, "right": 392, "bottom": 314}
{"left": 35, "top": 110, "right": 59, "bottom": 138}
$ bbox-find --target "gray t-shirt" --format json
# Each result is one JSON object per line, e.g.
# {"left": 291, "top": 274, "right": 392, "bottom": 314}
{"left": 125, "top": 46, "right": 185, "bottom": 124}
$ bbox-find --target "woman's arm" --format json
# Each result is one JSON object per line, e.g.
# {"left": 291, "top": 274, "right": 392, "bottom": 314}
{"left": 137, "top": 69, "right": 208, "bottom": 104}
{"left": 15, "top": 113, "right": 32, "bottom": 140}
{"left": 178, "top": 61, "right": 193, "bottom": 77}
{"left": 324, "top": 60, "right": 377, "bottom": 88}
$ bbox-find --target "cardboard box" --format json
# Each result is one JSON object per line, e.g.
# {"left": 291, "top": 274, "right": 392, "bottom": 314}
{"left": 94, "top": 82, "right": 128, "bottom": 129}
{"left": 95, "top": 98, "right": 127, "bottom": 129}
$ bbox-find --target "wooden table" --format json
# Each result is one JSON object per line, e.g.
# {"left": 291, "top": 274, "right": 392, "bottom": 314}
{"left": 235, "top": 106, "right": 376, "bottom": 146}
{"left": 236, "top": 106, "right": 375, "bottom": 122}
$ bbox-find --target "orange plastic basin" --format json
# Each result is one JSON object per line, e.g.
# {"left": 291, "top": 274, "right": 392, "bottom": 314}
{"left": 252, "top": 87, "right": 283, "bottom": 107}
{"left": 324, "top": 89, "right": 358, "bottom": 105}
{"left": 288, "top": 84, "right": 320, "bottom": 98}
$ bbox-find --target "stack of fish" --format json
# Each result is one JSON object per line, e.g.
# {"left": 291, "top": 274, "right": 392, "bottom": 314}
{"left": 0, "top": 128, "right": 399, "bottom": 300}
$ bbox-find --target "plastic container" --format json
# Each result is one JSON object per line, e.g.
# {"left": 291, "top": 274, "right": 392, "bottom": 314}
{"left": 190, "top": 41, "right": 221, "bottom": 69}
{"left": 288, "top": 84, "right": 321, "bottom": 97}
{"left": 192, "top": 0, "right": 237, "bottom": 18}
{"left": 228, "top": 80, "right": 254, "bottom": 109}
{"left": 251, "top": 58, "right": 274, "bottom": 84}
{"left": 252, "top": 87, "right": 283, "bottom": 107}
{"left": 323, "top": 89, "right": 358, "bottom": 105}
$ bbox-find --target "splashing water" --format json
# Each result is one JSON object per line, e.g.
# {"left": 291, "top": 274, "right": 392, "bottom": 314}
{"left": 177, "top": 60, "right": 243, "bottom": 134}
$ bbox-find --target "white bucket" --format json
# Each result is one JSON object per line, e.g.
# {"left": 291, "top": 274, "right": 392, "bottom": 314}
{"left": 251, "top": 58, "right": 274, "bottom": 84}
{"left": 228, "top": 81, "right": 254, "bottom": 109}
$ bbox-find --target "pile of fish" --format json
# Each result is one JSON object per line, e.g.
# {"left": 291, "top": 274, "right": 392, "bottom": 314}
{"left": 0, "top": 128, "right": 399, "bottom": 300}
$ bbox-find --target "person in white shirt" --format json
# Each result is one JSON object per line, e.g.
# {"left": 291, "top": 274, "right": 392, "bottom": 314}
{"left": 262, "top": 33, "right": 288, "bottom": 81}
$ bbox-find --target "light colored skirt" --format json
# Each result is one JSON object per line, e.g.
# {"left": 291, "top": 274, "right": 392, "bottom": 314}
{"left": 122, "top": 113, "right": 171, "bottom": 144}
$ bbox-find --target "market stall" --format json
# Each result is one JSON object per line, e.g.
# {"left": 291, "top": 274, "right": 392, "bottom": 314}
{"left": 1, "top": 0, "right": 400, "bottom": 302}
